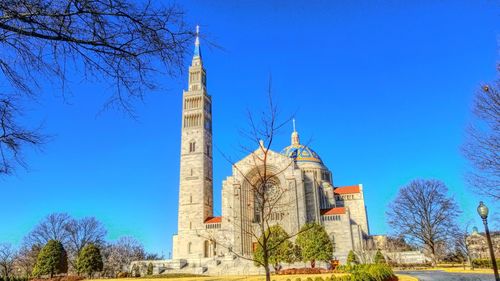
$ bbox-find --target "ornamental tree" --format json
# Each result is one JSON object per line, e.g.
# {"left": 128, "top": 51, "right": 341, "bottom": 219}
{"left": 374, "top": 250, "right": 386, "bottom": 264}
{"left": 32, "top": 240, "right": 68, "bottom": 278}
{"left": 76, "top": 243, "right": 103, "bottom": 278}
{"left": 254, "top": 225, "right": 295, "bottom": 271}
{"left": 347, "top": 250, "right": 358, "bottom": 265}
{"left": 296, "top": 223, "right": 333, "bottom": 268}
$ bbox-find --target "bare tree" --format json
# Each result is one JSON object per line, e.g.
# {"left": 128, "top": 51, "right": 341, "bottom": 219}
{"left": 0, "top": 97, "right": 46, "bottom": 175}
{"left": 14, "top": 244, "right": 40, "bottom": 278}
{"left": 463, "top": 72, "right": 500, "bottom": 200}
{"left": 386, "top": 179, "right": 461, "bottom": 266}
{"left": 0, "top": 0, "right": 194, "bottom": 175}
{"left": 24, "top": 213, "right": 72, "bottom": 247}
{"left": 454, "top": 223, "right": 473, "bottom": 269}
{"left": 0, "top": 243, "right": 16, "bottom": 278}
{"left": 101, "top": 236, "right": 145, "bottom": 277}
{"left": 65, "top": 216, "right": 107, "bottom": 269}
{"left": 200, "top": 83, "right": 314, "bottom": 281}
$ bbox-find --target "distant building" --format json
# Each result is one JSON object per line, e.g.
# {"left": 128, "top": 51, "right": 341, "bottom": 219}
{"left": 467, "top": 227, "right": 500, "bottom": 259}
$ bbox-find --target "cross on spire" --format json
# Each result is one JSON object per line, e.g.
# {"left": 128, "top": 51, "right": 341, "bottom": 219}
{"left": 193, "top": 25, "right": 201, "bottom": 58}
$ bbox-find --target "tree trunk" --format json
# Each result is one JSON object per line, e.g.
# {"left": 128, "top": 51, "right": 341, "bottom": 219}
{"left": 311, "top": 259, "right": 316, "bottom": 268}
{"left": 265, "top": 265, "right": 271, "bottom": 281}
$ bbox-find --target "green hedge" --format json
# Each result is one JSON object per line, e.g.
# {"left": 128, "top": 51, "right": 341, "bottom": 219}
{"left": 335, "top": 264, "right": 396, "bottom": 281}
{"left": 472, "top": 258, "right": 500, "bottom": 269}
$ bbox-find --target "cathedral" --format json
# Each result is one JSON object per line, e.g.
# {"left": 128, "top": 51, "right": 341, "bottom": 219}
{"left": 171, "top": 27, "right": 370, "bottom": 271}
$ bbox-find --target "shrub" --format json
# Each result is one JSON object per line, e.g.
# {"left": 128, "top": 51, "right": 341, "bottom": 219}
{"left": 306, "top": 278, "right": 313, "bottom": 281}
{"left": 295, "top": 278, "right": 301, "bottom": 281}
{"left": 314, "top": 277, "right": 324, "bottom": 281}
{"left": 472, "top": 258, "right": 500, "bottom": 268}
{"left": 374, "top": 250, "right": 386, "bottom": 264}
{"left": 334, "top": 264, "right": 396, "bottom": 281}
{"left": 147, "top": 262, "right": 154, "bottom": 275}
{"left": 346, "top": 250, "right": 358, "bottom": 266}
{"left": 117, "top": 272, "right": 129, "bottom": 278}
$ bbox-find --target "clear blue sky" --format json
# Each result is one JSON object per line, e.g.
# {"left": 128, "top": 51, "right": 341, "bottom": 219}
{"left": 1, "top": 1, "right": 498, "bottom": 256}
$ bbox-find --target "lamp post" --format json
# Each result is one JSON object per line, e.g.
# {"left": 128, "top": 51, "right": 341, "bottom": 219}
{"left": 477, "top": 201, "right": 499, "bottom": 281}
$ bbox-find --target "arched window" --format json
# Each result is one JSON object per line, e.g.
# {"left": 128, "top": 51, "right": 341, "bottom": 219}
{"left": 331, "top": 234, "right": 336, "bottom": 252}
{"left": 189, "top": 141, "right": 196, "bottom": 152}
{"left": 188, "top": 242, "right": 192, "bottom": 254}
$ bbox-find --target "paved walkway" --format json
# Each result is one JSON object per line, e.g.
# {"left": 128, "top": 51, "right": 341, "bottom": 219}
{"left": 397, "top": 270, "right": 495, "bottom": 281}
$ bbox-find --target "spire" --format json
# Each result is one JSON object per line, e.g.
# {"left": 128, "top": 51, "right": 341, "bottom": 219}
{"left": 193, "top": 25, "right": 201, "bottom": 58}
{"left": 291, "top": 118, "right": 300, "bottom": 145}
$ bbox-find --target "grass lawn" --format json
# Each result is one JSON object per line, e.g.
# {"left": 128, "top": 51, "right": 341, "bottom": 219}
{"left": 89, "top": 273, "right": 417, "bottom": 281}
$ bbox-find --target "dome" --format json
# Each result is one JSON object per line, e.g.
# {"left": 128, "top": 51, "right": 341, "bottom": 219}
{"left": 281, "top": 144, "right": 323, "bottom": 164}
{"left": 281, "top": 119, "right": 324, "bottom": 164}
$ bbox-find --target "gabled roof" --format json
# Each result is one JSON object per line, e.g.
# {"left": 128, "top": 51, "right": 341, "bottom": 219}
{"left": 320, "top": 207, "right": 346, "bottom": 215}
{"left": 334, "top": 185, "right": 360, "bottom": 194}
{"left": 204, "top": 216, "right": 222, "bottom": 224}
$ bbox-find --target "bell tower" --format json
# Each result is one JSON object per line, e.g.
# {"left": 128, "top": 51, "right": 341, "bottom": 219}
{"left": 174, "top": 25, "right": 213, "bottom": 259}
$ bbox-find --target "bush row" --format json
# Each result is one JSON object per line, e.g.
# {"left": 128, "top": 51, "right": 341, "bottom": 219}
{"left": 0, "top": 277, "right": 29, "bottom": 281}
{"left": 275, "top": 265, "right": 396, "bottom": 281}
{"left": 472, "top": 258, "right": 500, "bottom": 269}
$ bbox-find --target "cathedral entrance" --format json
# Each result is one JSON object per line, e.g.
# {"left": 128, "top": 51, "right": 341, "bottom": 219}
{"left": 204, "top": 240, "right": 216, "bottom": 258}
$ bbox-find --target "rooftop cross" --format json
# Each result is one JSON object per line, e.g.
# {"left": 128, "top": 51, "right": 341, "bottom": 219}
{"left": 193, "top": 25, "right": 201, "bottom": 58}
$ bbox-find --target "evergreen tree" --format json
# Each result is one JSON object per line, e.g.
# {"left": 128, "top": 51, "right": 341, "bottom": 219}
{"left": 374, "top": 250, "right": 386, "bottom": 264}
{"left": 76, "top": 243, "right": 103, "bottom": 278}
{"left": 32, "top": 240, "right": 68, "bottom": 278}
{"left": 346, "top": 250, "right": 358, "bottom": 265}
{"left": 254, "top": 225, "right": 295, "bottom": 271}
{"left": 296, "top": 223, "right": 333, "bottom": 268}
{"left": 147, "top": 262, "right": 153, "bottom": 275}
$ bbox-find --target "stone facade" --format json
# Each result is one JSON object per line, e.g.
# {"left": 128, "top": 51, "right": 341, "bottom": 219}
{"left": 170, "top": 28, "right": 371, "bottom": 271}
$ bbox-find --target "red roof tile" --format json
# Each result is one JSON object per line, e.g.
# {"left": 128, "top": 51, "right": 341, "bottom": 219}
{"left": 320, "top": 207, "right": 346, "bottom": 215}
{"left": 204, "top": 216, "right": 222, "bottom": 224}
{"left": 334, "top": 185, "right": 360, "bottom": 194}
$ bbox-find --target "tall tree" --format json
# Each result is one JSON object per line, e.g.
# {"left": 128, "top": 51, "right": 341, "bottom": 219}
{"left": 32, "top": 240, "right": 68, "bottom": 278}
{"left": 463, "top": 72, "right": 500, "bottom": 201}
{"left": 0, "top": 0, "right": 193, "bottom": 175}
{"left": 0, "top": 243, "right": 16, "bottom": 278}
{"left": 65, "top": 217, "right": 107, "bottom": 269}
{"left": 76, "top": 243, "right": 103, "bottom": 278}
{"left": 24, "top": 213, "right": 71, "bottom": 248}
{"left": 296, "top": 222, "right": 333, "bottom": 268}
{"left": 386, "top": 179, "right": 461, "bottom": 266}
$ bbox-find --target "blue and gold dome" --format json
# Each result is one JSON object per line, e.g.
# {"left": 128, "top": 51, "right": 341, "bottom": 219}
{"left": 281, "top": 119, "right": 323, "bottom": 164}
{"left": 281, "top": 144, "right": 323, "bottom": 163}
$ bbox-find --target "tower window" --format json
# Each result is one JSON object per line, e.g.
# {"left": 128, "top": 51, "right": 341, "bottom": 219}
{"left": 206, "top": 145, "right": 210, "bottom": 156}
{"left": 189, "top": 142, "right": 196, "bottom": 152}
{"left": 188, "top": 242, "right": 192, "bottom": 253}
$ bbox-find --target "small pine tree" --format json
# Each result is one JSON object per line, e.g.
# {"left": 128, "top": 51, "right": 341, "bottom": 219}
{"left": 32, "top": 240, "right": 68, "bottom": 278}
{"left": 147, "top": 262, "right": 154, "bottom": 275}
{"left": 346, "top": 250, "right": 358, "bottom": 265}
{"left": 374, "top": 250, "right": 386, "bottom": 264}
{"left": 76, "top": 243, "right": 103, "bottom": 278}
{"left": 296, "top": 223, "right": 334, "bottom": 268}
